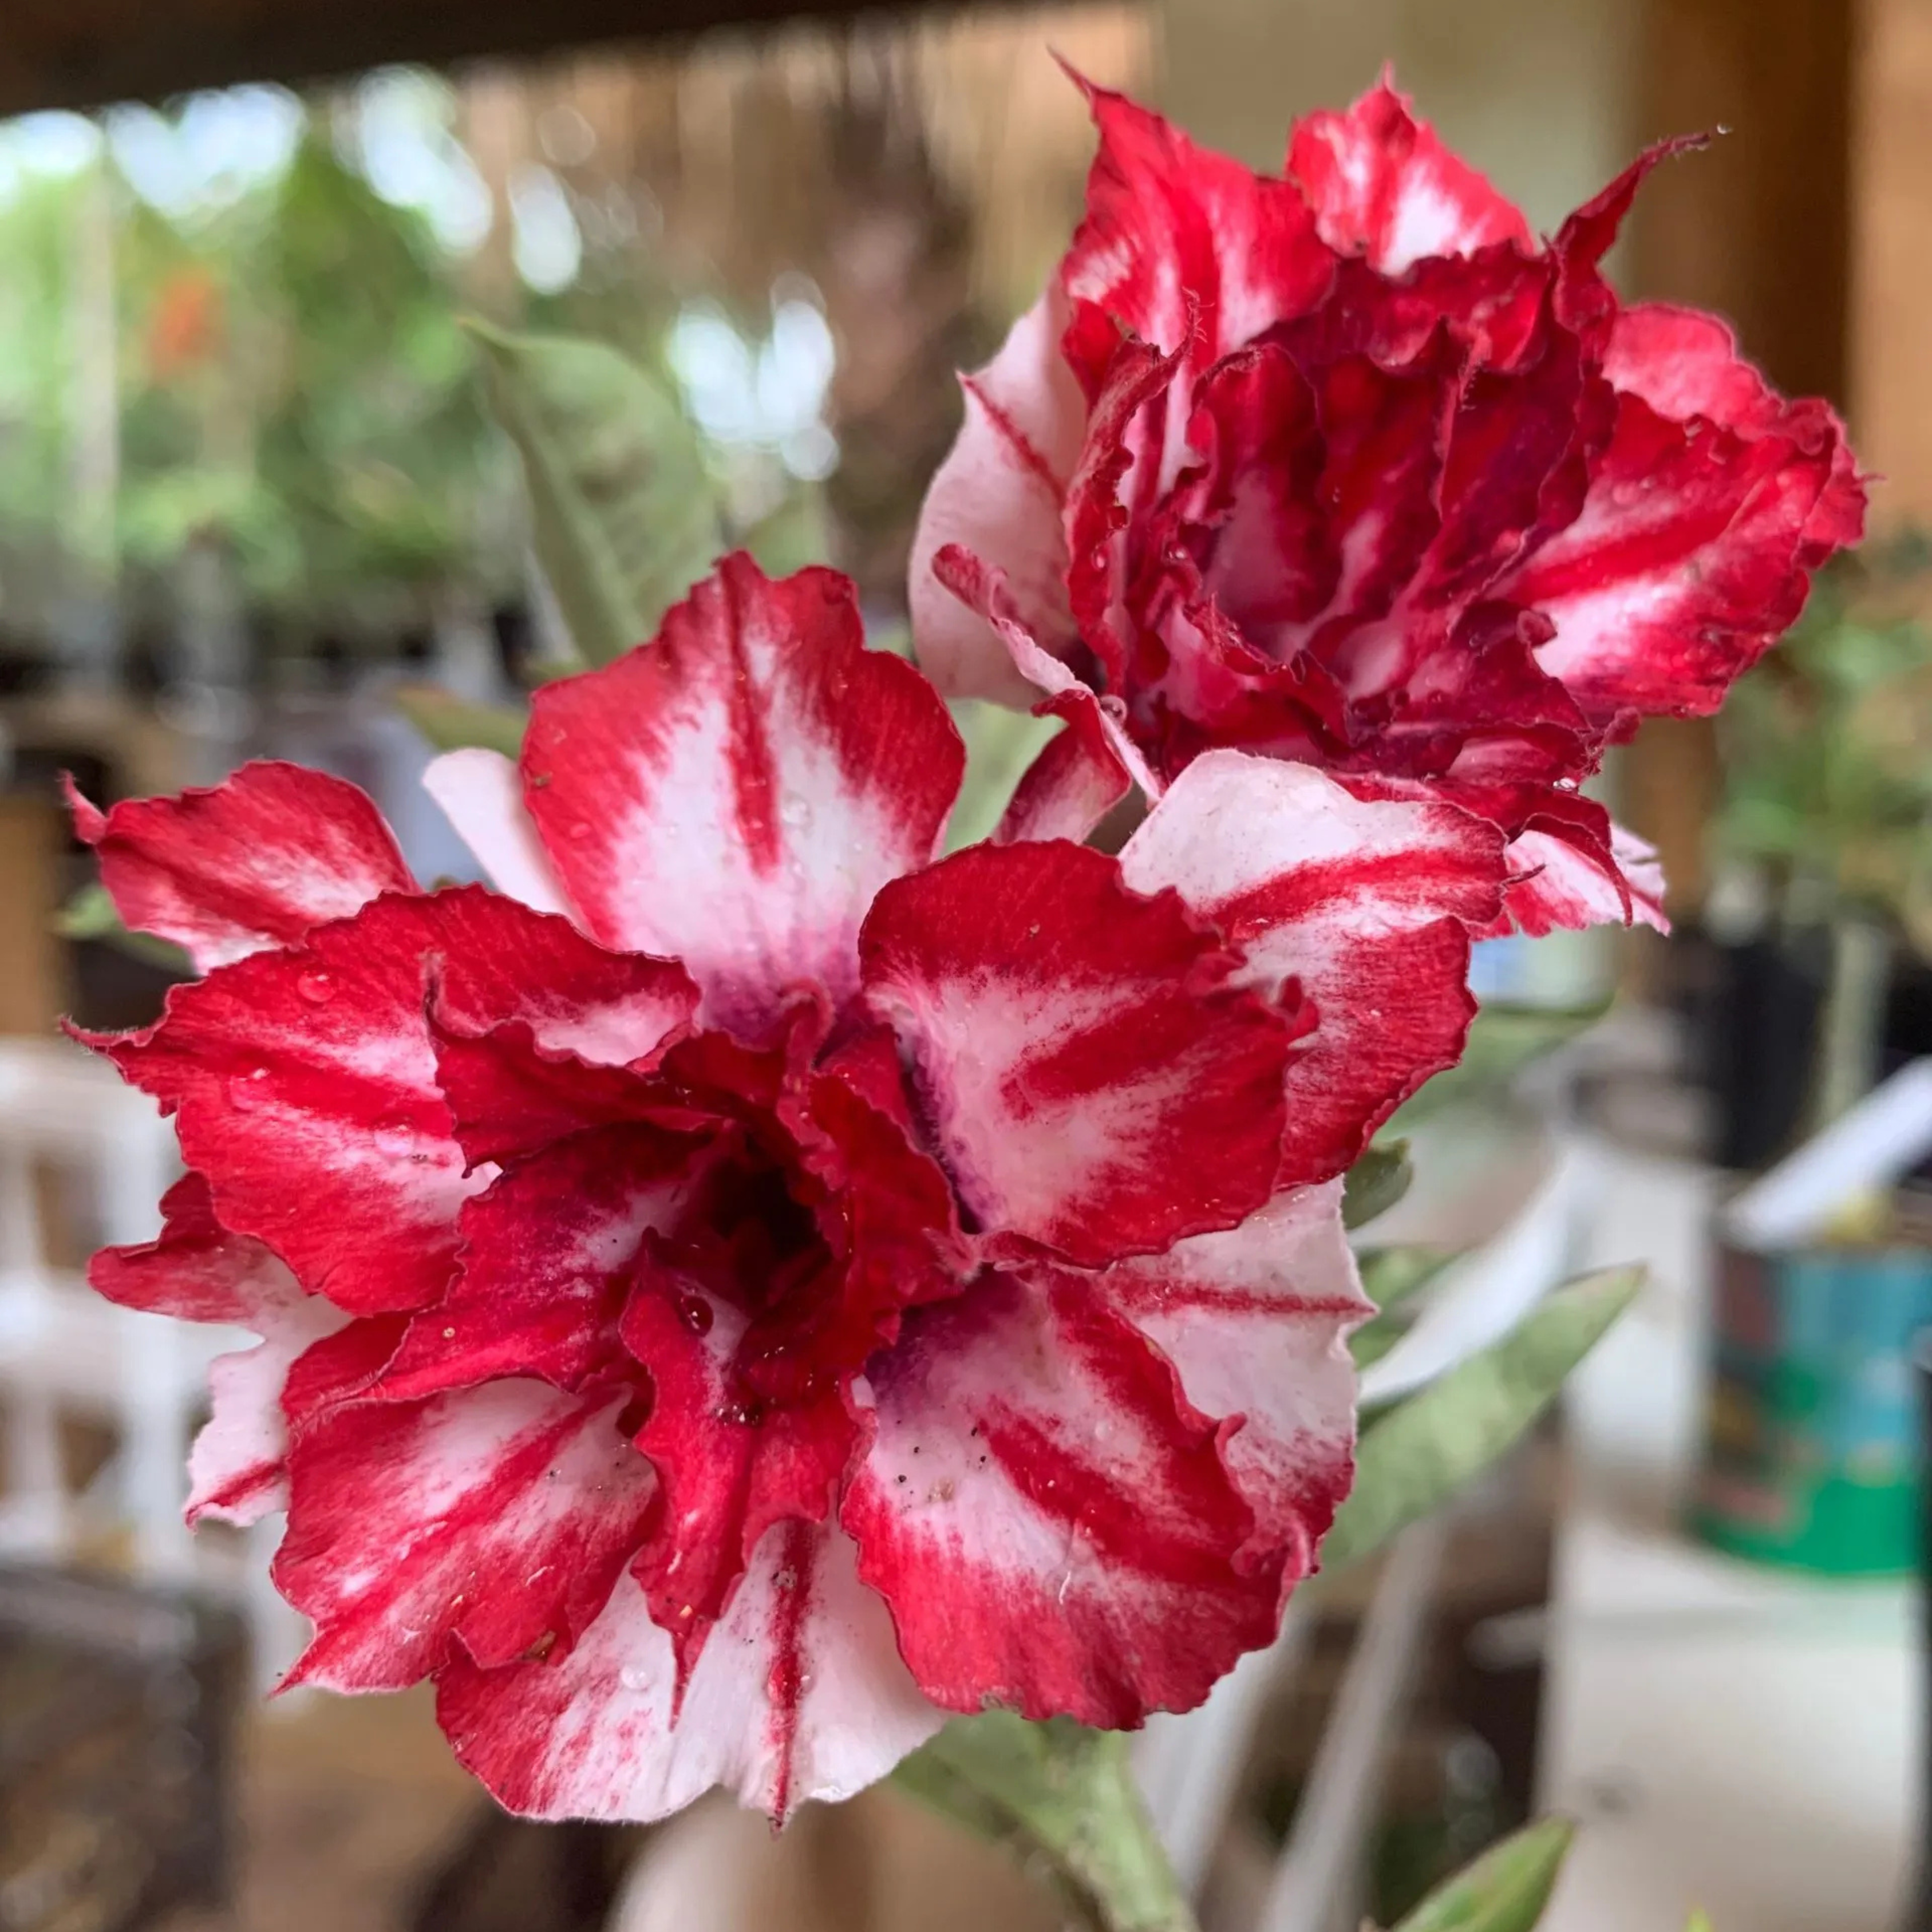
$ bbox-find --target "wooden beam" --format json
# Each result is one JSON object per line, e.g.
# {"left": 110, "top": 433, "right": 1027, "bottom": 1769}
{"left": 1851, "top": 0, "right": 1932, "bottom": 529}
{"left": 0, "top": 0, "right": 972, "bottom": 117}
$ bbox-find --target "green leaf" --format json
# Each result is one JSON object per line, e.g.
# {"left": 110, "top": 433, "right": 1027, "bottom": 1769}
{"left": 1324, "top": 1267, "right": 1641, "bottom": 1569}
{"left": 945, "top": 701, "right": 1066, "bottom": 852}
{"left": 1344, "top": 1140, "right": 1413, "bottom": 1231}
{"left": 394, "top": 683, "right": 529, "bottom": 757}
{"left": 1389, "top": 1000, "right": 1610, "bottom": 1132}
{"left": 893, "top": 1713, "right": 1195, "bottom": 1932}
{"left": 56, "top": 883, "right": 191, "bottom": 973}
{"left": 1390, "top": 1817, "right": 1575, "bottom": 1931}
{"left": 467, "top": 321, "right": 724, "bottom": 666}
{"left": 1357, "top": 1246, "right": 1456, "bottom": 1314}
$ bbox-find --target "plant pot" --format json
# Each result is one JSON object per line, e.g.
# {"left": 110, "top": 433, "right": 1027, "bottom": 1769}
{"left": 1693, "top": 1224, "right": 1932, "bottom": 1575}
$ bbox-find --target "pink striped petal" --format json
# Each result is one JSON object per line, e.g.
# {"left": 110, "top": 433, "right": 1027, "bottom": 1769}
{"left": 423, "top": 748, "right": 575, "bottom": 918}
{"left": 1120, "top": 753, "right": 1507, "bottom": 1185}
{"left": 65, "top": 761, "right": 413, "bottom": 972}
{"left": 437, "top": 1520, "right": 943, "bottom": 1823}
{"left": 843, "top": 1269, "right": 1279, "bottom": 1726}
{"left": 101, "top": 889, "right": 693, "bottom": 1314}
{"left": 858, "top": 839, "right": 1290, "bottom": 1267}
{"left": 278, "top": 1380, "right": 657, "bottom": 1691}
{"left": 520, "top": 556, "right": 965, "bottom": 1033}
{"left": 1287, "top": 77, "right": 1534, "bottom": 272}
{"left": 909, "top": 289, "right": 1086, "bottom": 705}
{"left": 1094, "top": 1181, "right": 1365, "bottom": 1582}
{"left": 90, "top": 1174, "right": 347, "bottom": 1525}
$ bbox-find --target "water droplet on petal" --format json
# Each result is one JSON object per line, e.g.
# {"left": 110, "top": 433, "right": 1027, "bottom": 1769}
{"left": 678, "top": 1294, "right": 714, "bottom": 1336}
{"left": 297, "top": 971, "right": 334, "bottom": 1005}
{"left": 226, "top": 1070, "right": 270, "bottom": 1111}
{"left": 619, "top": 1664, "right": 651, "bottom": 1692}
{"left": 780, "top": 796, "right": 812, "bottom": 832}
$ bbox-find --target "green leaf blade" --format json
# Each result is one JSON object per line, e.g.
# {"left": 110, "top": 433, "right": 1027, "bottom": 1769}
{"left": 1344, "top": 1140, "right": 1413, "bottom": 1230}
{"left": 394, "top": 684, "right": 529, "bottom": 758}
{"left": 893, "top": 1713, "right": 1195, "bottom": 1932}
{"left": 1325, "top": 1267, "right": 1641, "bottom": 1570}
{"left": 1390, "top": 1000, "right": 1610, "bottom": 1132}
{"left": 467, "top": 321, "right": 724, "bottom": 666}
{"left": 1391, "top": 1817, "right": 1576, "bottom": 1931}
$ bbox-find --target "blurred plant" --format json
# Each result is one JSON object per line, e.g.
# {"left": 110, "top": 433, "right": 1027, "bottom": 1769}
{"left": 1714, "top": 531, "right": 1932, "bottom": 1121}
{"left": 1716, "top": 530, "right": 1932, "bottom": 942}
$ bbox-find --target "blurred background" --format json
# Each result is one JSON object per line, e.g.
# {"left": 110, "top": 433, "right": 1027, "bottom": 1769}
{"left": 0, "top": 2, "right": 1929, "bottom": 1930}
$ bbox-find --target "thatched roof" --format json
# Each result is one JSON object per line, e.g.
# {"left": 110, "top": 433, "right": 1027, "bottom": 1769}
{"left": 0, "top": 0, "right": 951, "bottom": 116}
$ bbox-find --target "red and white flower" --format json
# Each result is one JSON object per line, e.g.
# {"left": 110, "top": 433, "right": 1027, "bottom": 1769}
{"left": 910, "top": 73, "right": 1866, "bottom": 935}
{"left": 72, "top": 554, "right": 1504, "bottom": 1822}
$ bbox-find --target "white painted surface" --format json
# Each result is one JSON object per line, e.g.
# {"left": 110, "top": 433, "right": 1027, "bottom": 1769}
{"left": 1540, "top": 1137, "right": 1918, "bottom": 1932}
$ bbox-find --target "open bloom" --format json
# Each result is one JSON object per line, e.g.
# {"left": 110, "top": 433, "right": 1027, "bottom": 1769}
{"left": 73, "top": 555, "right": 1504, "bottom": 1821}
{"left": 911, "top": 74, "right": 1866, "bottom": 934}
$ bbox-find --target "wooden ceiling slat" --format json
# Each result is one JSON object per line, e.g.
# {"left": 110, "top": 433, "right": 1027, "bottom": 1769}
{"left": 0, "top": 0, "right": 897, "bottom": 116}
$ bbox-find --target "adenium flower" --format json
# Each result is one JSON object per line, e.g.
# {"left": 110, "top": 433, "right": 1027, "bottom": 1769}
{"left": 911, "top": 73, "right": 1867, "bottom": 934}
{"left": 72, "top": 555, "right": 1505, "bottom": 1821}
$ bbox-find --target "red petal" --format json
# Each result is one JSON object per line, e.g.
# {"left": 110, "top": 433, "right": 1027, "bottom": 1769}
{"left": 437, "top": 1520, "right": 942, "bottom": 1823}
{"left": 373, "top": 1126, "right": 702, "bottom": 1401}
{"left": 1063, "top": 74, "right": 1333, "bottom": 487}
{"left": 1093, "top": 1180, "right": 1365, "bottom": 1581}
{"left": 1287, "top": 76, "right": 1534, "bottom": 272}
{"left": 1604, "top": 303, "right": 1867, "bottom": 568}
{"left": 859, "top": 840, "right": 1291, "bottom": 1266}
{"left": 90, "top": 1174, "right": 347, "bottom": 1524}
{"left": 1504, "top": 817, "right": 1670, "bottom": 937}
{"left": 103, "top": 888, "right": 686, "bottom": 1314}
{"left": 932, "top": 545, "right": 1149, "bottom": 838}
{"left": 1120, "top": 753, "right": 1507, "bottom": 1184}
{"left": 622, "top": 1283, "right": 856, "bottom": 1685}
{"left": 65, "top": 761, "right": 413, "bottom": 972}
{"left": 278, "top": 1380, "right": 656, "bottom": 1690}
{"left": 843, "top": 1267, "right": 1279, "bottom": 1726}
{"left": 909, "top": 288, "right": 1086, "bottom": 705}
{"left": 520, "top": 556, "right": 965, "bottom": 1033}
{"left": 1502, "top": 387, "right": 1864, "bottom": 726}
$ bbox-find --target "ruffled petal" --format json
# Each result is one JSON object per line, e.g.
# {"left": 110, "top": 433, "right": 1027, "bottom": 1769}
{"left": 1119, "top": 753, "right": 1507, "bottom": 1184}
{"left": 521, "top": 555, "right": 966, "bottom": 1033}
{"left": 1504, "top": 816, "right": 1670, "bottom": 937}
{"left": 373, "top": 1127, "right": 703, "bottom": 1401}
{"left": 436, "top": 1520, "right": 943, "bottom": 1823}
{"left": 1092, "top": 1180, "right": 1365, "bottom": 1583}
{"left": 1603, "top": 302, "right": 1867, "bottom": 568}
{"left": 100, "top": 888, "right": 689, "bottom": 1314}
{"left": 278, "top": 1380, "right": 657, "bottom": 1691}
{"left": 65, "top": 761, "right": 413, "bottom": 972}
{"left": 1502, "top": 384, "right": 1864, "bottom": 726}
{"left": 932, "top": 546, "right": 1150, "bottom": 836}
{"left": 1287, "top": 77, "right": 1533, "bottom": 272}
{"left": 858, "top": 839, "right": 1290, "bottom": 1267}
{"left": 1063, "top": 76, "right": 1333, "bottom": 484}
{"left": 622, "top": 1284, "right": 856, "bottom": 1684}
{"left": 90, "top": 1173, "right": 347, "bottom": 1525}
{"left": 422, "top": 748, "right": 575, "bottom": 918}
{"left": 909, "top": 288, "right": 1086, "bottom": 705}
{"left": 843, "top": 1268, "right": 1279, "bottom": 1727}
